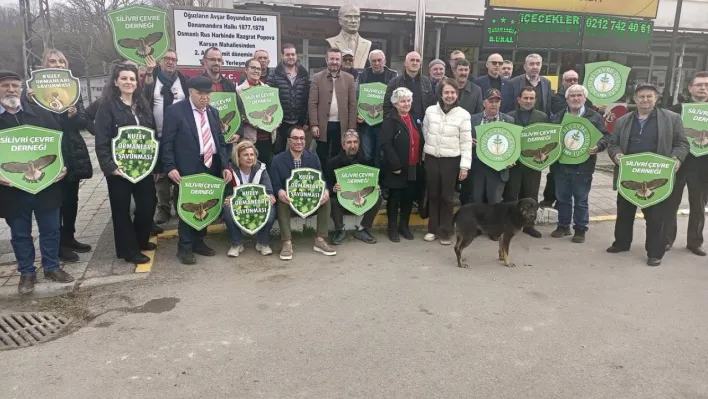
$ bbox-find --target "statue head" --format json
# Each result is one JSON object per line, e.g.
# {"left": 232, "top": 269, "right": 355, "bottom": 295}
{"left": 338, "top": 4, "right": 361, "bottom": 34}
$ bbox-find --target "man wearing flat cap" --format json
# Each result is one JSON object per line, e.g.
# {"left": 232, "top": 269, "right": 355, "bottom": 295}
{"left": 161, "top": 75, "right": 232, "bottom": 265}
{"left": 607, "top": 82, "right": 690, "bottom": 267}
{"left": 0, "top": 70, "right": 74, "bottom": 294}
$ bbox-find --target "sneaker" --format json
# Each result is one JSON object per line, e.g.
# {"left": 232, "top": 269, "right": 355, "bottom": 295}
{"left": 18, "top": 275, "right": 36, "bottom": 295}
{"left": 331, "top": 229, "right": 346, "bottom": 245}
{"left": 440, "top": 239, "right": 452, "bottom": 246}
{"left": 255, "top": 243, "right": 273, "bottom": 256}
{"left": 688, "top": 245, "right": 707, "bottom": 256}
{"left": 59, "top": 247, "right": 80, "bottom": 263}
{"left": 424, "top": 233, "right": 437, "bottom": 242}
{"left": 647, "top": 257, "right": 662, "bottom": 266}
{"left": 64, "top": 238, "right": 91, "bottom": 253}
{"left": 227, "top": 245, "right": 244, "bottom": 258}
{"left": 313, "top": 238, "right": 337, "bottom": 256}
{"left": 353, "top": 228, "right": 376, "bottom": 244}
{"left": 178, "top": 249, "right": 197, "bottom": 265}
{"left": 523, "top": 226, "right": 542, "bottom": 238}
{"left": 572, "top": 230, "right": 586, "bottom": 243}
{"left": 551, "top": 226, "right": 572, "bottom": 238}
{"left": 280, "top": 241, "right": 293, "bottom": 261}
{"left": 44, "top": 269, "right": 75, "bottom": 283}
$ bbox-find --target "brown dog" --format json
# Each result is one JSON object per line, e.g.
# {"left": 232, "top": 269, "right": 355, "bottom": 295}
{"left": 452, "top": 198, "right": 539, "bottom": 268}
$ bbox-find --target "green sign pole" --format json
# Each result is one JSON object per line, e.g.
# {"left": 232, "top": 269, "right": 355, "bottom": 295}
{"left": 357, "top": 82, "right": 386, "bottom": 126}
{"left": 0, "top": 125, "right": 64, "bottom": 194}
{"left": 26, "top": 68, "right": 81, "bottom": 114}
{"left": 334, "top": 164, "right": 380, "bottom": 216}
{"left": 111, "top": 126, "right": 159, "bottom": 183}
{"left": 230, "top": 183, "right": 272, "bottom": 235}
{"left": 518, "top": 123, "right": 562, "bottom": 171}
{"left": 177, "top": 173, "right": 226, "bottom": 231}
{"left": 107, "top": 5, "right": 169, "bottom": 66}
{"left": 285, "top": 168, "right": 326, "bottom": 218}
{"left": 558, "top": 114, "right": 603, "bottom": 165}
{"left": 618, "top": 153, "right": 677, "bottom": 209}
{"left": 210, "top": 92, "right": 241, "bottom": 142}
{"left": 475, "top": 121, "right": 522, "bottom": 171}
{"left": 681, "top": 103, "right": 708, "bottom": 157}
{"left": 584, "top": 61, "right": 631, "bottom": 106}
{"left": 239, "top": 86, "right": 283, "bottom": 131}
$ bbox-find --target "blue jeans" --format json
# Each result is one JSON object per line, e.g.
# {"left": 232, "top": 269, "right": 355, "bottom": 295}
{"left": 361, "top": 124, "right": 382, "bottom": 167}
{"left": 554, "top": 170, "right": 592, "bottom": 232}
{"left": 5, "top": 192, "right": 60, "bottom": 276}
{"left": 223, "top": 205, "right": 276, "bottom": 246}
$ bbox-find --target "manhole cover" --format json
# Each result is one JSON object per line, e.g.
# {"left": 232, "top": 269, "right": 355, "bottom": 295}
{"left": 0, "top": 312, "right": 72, "bottom": 350}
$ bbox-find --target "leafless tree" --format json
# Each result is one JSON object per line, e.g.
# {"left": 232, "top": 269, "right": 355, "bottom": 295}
{"left": 0, "top": 6, "right": 25, "bottom": 74}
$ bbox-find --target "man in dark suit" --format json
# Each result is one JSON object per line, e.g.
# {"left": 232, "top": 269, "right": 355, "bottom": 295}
{"left": 607, "top": 83, "right": 690, "bottom": 266}
{"left": 504, "top": 86, "right": 548, "bottom": 238}
{"left": 161, "top": 76, "right": 232, "bottom": 265}
{"left": 468, "top": 89, "right": 515, "bottom": 207}
{"left": 474, "top": 53, "right": 513, "bottom": 109}
{"left": 453, "top": 60, "right": 483, "bottom": 116}
{"left": 506, "top": 54, "right": 553, "bottom": 116}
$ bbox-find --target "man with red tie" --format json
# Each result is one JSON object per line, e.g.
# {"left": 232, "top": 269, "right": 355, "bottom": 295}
{"left": 161, "top": 76, "right": 232, "bottom": 264}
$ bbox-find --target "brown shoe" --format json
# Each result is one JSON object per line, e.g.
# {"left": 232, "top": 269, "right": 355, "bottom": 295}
{"left": 43, "top": 269, "right": 75, "bottom": 283}
{"left": 18, "top": 275, "right": 36, "bottom": 294}
{"left": 313, "top": 238, "right": 337, "bottom": 256}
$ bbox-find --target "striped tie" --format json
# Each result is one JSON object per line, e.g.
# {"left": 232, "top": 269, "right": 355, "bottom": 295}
{"left": 198, "top": 108, "right": 214, "bottom": 168}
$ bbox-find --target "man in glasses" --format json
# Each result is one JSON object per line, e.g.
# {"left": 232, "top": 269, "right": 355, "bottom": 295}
{"left": 144, "top": 49, "right": 189, "bottom": 225}
{"left": 201, "top": 47, "right": 236, "bottom": 93}
{"left": 664, "top": 71, "right": 708, "bottom": 257}
{"left": 270, "top": 126, "right": 337, "bottom": 260}
{"left": 475, "top": 53, "right": 513, "bottom": 111}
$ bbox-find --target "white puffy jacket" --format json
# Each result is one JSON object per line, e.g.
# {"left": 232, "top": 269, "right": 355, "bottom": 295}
{"left": 423, "top": 103, "right": 472, "bottom": 170}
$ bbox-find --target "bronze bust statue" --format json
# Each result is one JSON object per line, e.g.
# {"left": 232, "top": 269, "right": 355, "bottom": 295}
{"left": 326, "top": 4, "right": 372, "bottom": 69}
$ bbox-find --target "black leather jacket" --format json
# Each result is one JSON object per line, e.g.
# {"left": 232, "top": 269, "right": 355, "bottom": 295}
{"left": 266, "top": 62, "right": 310, "bottom": 125}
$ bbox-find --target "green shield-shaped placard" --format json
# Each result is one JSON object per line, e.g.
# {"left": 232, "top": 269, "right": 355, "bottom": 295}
{"left": 519, "top": 123, "right": 561, "bottom": 171}
{"left": 618, "top": 153, "right": 677, "bottom": 209}
{"left": 177, "top": 173, "right": 226, "bottom": 231}
{"left": 583, "top": 61, "right": 631, "bottom": 106}
{"left": 558, "top": 113, "right": 604, "bottom": 165}
{"left": 111, "top": 126, "right": 159, "bottom": 183}
{"left": 334, "top": 164, "right": 380, "bottom": 216}
{"left": 210, "top": 92, "right": 241, "bottom": 142}
{"left": 230, "top": 183, "right": 272, "bottom": 235}
{"left": 107, "top": 5, "right": 169, "bottom": 66}
{"left": 357, "top": 82, "right": 386, "bottom": 126}
{"left": 681, "top": 103, "right": 708, "bottom": 157}
{"left": 0, "top": 125, "right": 64, "bottom": 194}
{"left": 475, "top": 121, "right": 522, "bottom": 172}
{"left": 27, "top": 68, "right": 81, "bottom": 114}
{"left": 286, "top": 167, "right": 325, "bottom": 218}
{"left": 239, "top": 86, "right": 283, "bottom": 131}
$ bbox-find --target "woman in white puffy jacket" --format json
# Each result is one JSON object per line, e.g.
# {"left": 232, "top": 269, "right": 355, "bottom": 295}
{"left": 422, "top": 78, "right": 472, "bottom": 245}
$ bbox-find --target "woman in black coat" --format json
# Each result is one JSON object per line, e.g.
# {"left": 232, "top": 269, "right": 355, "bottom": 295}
{"left": 27, "top": 50, "right": 94, "bottom": 262}
{"left": 380, "top": 87, "right": 425, "bottom": 243}
{"left": 94, "top": 64, "right": 157, "bottom": 265}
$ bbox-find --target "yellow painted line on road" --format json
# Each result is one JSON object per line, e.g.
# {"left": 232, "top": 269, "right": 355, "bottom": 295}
{"left": 135, "top": 236, "right": 158, "bottom": 273}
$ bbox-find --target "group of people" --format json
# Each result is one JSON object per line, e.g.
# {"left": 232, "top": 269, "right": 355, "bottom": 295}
{"left": 1, "top": 41, "right": 706, "bottom": 294}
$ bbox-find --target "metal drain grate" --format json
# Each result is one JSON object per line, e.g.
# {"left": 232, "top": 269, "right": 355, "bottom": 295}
{"left": 0, "top": 313, "right": 72, "bottom": 350}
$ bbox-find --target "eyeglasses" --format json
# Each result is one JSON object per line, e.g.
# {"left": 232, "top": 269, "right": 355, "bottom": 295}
{"left": 489, "top": 61, "right": 504, "bottom": 66}
{"left": 205, "top": 57, "right": 223, "bottom": 63}
{"left": 248, "top": 66, "right": 262, "bottom": 71}
{"left": 163, "top": 57, "right": 178, "bottom": 63}
{"left": 289, "top": 137, "right": 306, "bottom": 142}
{"left": 692, "top": 83, "right": 708, "bottom": 88}
{"left": 564, "top": 77, "right": 579, "bottom": 82}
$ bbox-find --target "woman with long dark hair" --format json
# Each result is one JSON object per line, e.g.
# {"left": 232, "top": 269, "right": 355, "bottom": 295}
{"left": 94, "top": 64, "right": 157, "bottom": 264}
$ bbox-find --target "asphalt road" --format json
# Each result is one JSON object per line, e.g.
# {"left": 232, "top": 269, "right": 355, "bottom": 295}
{"left": 1, "top": 218, "right": 707, "bottom": 398}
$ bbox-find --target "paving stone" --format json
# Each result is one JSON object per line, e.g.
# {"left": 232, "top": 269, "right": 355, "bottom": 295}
{"left": 61, "top": 262, "right": 89, "bottom": 279}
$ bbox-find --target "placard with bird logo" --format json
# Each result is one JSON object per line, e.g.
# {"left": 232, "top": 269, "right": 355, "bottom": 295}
{"left": 239, "top": 86, "right": 283, "bottom": 132}
{"left": 475, "top": 121, "right": 522, "bottom": 172}
{"left": 107, "top": 5, "right": 169, "bottom": 66}
{"left": 27, "top": 68, "right": 80, "bottom": 114}
{"left": 286, "top": 168, "right": 325, "bottom": 218}
{"left": 681, "top": 103, "right": 708, "bottom": 157}
{"left": 230, "top": 183, "right": 272, "bottom": 235}
{"left": 618, "top": 152, "right": 677, "bottom": 209}
{"left": 0, "top": 125, "right": 64, "bottom": 194}
{"left": 357, "top": 82, "right": 386, "bottom": 126}
{"left": 558, "top": 113, "right": 603, "bottom": 165}
{"left": 177, "top": 173, "right": 226, "bottom": 231}
{"left": 518, "top": 123, "right": 561, "bottom": 171}
{"left": 209, "top": 92, "right": 241, "bottom": 142}
{"left": 583, "top": 61, "right": 631, "bottom": 106}
{"left": 111, "top": 126, "right": 159, "bottom": 184}
{"left": 334, "top": 164, "right": 380, "bottom": 216}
